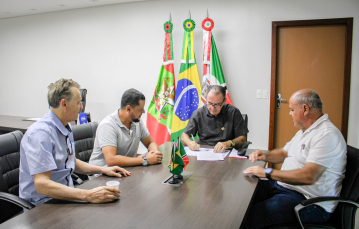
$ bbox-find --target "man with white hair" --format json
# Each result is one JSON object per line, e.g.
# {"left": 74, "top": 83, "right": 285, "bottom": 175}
{"left": 243, "top": 89, "right": 347, "bottom": 228}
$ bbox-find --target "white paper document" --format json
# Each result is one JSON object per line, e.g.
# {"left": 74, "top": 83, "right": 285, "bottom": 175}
{"left": 228, "top": 148, "right": 249, "bottom": 159}
{"left": 184, "top": 146, "right": 230, "bottom": 161}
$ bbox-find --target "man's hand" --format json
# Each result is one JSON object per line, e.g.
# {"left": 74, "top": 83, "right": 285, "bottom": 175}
{"left": 213, "top": 141, "right": 231, "bottom": 153}
{"left": 85, "top": 186, "right": 120, "bottom": 203}
{"left": 146, "top": 151, "right": 163, "bottom": 165}
{"left": 243, "top": 166, "right": 265, "bottom": 178}
{"left": 102, "top": 166, "right": 131, "bottom": 177}
{"left": 248, "top": 150, "right": 266, "bottom": 162}
{"left": 189, "top": 141, "right": 200, "bottom": 151}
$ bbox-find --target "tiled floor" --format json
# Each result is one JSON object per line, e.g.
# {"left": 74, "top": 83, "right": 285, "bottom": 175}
{"left": 356, "top": 211, "right": 359, "bottom": 229}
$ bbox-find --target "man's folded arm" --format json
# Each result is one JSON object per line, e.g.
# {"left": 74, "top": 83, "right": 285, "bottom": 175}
{"left": 103, "top": 146, "right": 143, "bottom": 167}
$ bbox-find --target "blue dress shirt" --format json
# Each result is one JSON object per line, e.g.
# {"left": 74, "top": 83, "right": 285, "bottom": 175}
{"left": 19, "top": 110, "right": 75, "bottom": 206}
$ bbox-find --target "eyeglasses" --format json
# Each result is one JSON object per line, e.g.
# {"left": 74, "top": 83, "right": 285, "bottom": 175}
{"left": 66, "top": 135, "right": 74, "bottom": 155}
{"left": 207, "top": 100, "right": 225, "bottom": 108}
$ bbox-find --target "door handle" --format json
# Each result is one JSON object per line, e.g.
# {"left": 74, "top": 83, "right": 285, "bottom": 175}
{"left": 277, "top": 94, "right": 286, "bottom": 109}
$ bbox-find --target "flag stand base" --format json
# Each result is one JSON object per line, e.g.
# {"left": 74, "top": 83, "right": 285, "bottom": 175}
{"left": 174, "top": 175, "right": 183, "bottom": 180}
{"left": 168, "top": 176, "right": 180, "bottom": 184}
{"left": 162, "top": 171, "right": 193, "bottom": 186}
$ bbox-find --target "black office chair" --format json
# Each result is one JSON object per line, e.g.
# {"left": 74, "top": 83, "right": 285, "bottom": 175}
{"left": 236, "top": 114, "right": 252, "bottom": 156}
{"left": 79, "top": 88, "right": 87, "bottom": 113}
{"left": 71, "top": 122, "right": 98, "bottom": 184}
{"left": 0, "top": 131, "right": 35, "bottom": 224}
{"left": 266, "top": 145, "right": 359, "bottom": 229}
{"left": 77, "top": 88, "right": 91, "bottom": 123}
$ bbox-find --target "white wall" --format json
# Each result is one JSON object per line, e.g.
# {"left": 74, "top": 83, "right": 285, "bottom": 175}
{"left": 0, "top": 0, "right": 358, "bottom": 149}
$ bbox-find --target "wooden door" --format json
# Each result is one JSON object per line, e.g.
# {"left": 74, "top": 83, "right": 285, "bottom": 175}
{"left": 268, "top": 18, "right": 353, "bottom": 168}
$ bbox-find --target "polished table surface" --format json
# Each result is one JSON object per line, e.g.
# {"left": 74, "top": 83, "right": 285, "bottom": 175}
{"left": 0, "top": 143, "right": 265, "bottom": 229}
{"left": 0, "top": 115, "right": 34, "bottom": 134}
{"left": 0, "top": 115, "right": 77, "bottom": 134}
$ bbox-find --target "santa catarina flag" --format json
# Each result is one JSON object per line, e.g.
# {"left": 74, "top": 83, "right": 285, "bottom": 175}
{"left": 168, "top": 139, "right": 189, "bottom": 175}
{"left": 170, "top": 18, "right": 202, "bottom": 141}
{"left": 146, "top": 20, "right": 176, "bottom": 146}
{"left": 201, "top": 17, "right": 233, "bottom": 105}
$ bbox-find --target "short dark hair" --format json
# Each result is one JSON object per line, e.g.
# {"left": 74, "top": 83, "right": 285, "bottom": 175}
{"left": 47, "top": 78, "right": 80, "bottom": 108}
{"left": 121, "top": 88, "right": 145, "bottom": 109}
{"left": 206, "top": 85, "right": 226, "bottom": 101}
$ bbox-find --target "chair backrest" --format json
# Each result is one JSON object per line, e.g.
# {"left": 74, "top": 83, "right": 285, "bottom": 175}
{"left": 79, "top": 88, "right": 87, "bottom": 113}
{"left": 0, "top": 130, "right": 24, "bottom": 223}
{"left": 330, "top": 145, "right": 359, "bottom": 229}
{"left": 72, "top": 122, "right": 98, "bottom": 181}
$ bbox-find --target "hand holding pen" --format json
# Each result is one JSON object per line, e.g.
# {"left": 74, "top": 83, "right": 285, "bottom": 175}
{"left": 188, "top": 134, "right": 200, "bottom": 151}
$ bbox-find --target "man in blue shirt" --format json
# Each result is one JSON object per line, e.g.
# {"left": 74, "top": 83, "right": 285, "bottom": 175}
{"left": 19, "top": 78, "right": 131, "bottom": 206}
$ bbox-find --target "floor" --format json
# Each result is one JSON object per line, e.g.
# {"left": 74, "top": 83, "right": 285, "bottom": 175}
{"left": 356, "top": 211, "right": 359, "bottom": 229}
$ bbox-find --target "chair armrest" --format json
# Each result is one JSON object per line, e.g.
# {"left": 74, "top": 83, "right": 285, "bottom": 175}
{"left": 294, "top": 196, "right": 359, "bottom": 229}
{"left": 242, "top": 141, "right": 252, "bottom": 149}
{"left": 0, "top": 192, "right": 35, "bottom": 210}
{"left": 300, "top": 196, "right": 359, "bottom": 208}
{"left": 237, "top": 141, "right": 252, "bottom": 156}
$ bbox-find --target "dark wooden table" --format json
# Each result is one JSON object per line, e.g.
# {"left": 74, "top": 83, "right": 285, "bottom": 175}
{"left": 0, "top": 115, "right": 77, "bottom": 135}
{"left": 0, "top": 143, "right": 265, "bottom": 229}
{"left": 0, "top": 115, "right": 34, "bottom": 134}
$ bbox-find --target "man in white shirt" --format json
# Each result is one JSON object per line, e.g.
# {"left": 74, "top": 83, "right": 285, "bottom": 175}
{"left": 243, "top": 89, "right": 346, "bottom": 228}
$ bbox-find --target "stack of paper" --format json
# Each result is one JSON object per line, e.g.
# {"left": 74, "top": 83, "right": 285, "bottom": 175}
{"left": 184, "top": 146, "right": 230, "bottom": 161}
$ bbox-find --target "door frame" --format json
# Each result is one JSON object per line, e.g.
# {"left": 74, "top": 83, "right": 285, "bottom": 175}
{"left": 268, "top": 18, "right": 353, "bottom": 150}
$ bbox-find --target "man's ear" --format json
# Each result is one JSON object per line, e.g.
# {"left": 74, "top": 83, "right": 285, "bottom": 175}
{"left": 126, "top": 105, "right": 132, "bottom": 112}
{"left": 59, "top": 99, "right": 67, "bottom": 109}
{"left": 303, "top": 104, "right": 310, "bottom": 115}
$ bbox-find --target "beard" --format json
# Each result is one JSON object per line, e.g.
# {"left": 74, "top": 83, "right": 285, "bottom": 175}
{"left": 130, "top": 112, "right": 140, "bottom": 123}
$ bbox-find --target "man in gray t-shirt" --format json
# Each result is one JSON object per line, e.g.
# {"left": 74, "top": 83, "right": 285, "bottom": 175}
{"left": 89, "top": 89, "right": 163, "bottom": 167}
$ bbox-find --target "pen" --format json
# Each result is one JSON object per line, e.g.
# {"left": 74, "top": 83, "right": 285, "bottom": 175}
{"left": 191, "top": 134, "right": 195, "bottom": 141}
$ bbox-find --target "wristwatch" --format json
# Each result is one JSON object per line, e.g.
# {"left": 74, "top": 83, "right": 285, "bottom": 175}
{"left": 229, "top": 140, "right": 235, "bottom": 147}
{"left": 265, "top": 168, "right": 273, "bottom": 180}
{"left": 142, "top": 156, "right": 149, "bottom": 166}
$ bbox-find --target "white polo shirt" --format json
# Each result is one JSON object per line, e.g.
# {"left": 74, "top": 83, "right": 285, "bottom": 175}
{"left": 278, "top": 114, "right": 347, "bottom": 213}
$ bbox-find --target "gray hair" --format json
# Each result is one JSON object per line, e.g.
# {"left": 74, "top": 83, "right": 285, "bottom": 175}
{"left": 206, "top": 85, "right": 226, "bottom": 101}
{"left": 294, "top": 89, "right": 323, "bottom": 112}
{"left": 47, "top": 79, "right": 80, "bottom": 108}
{"left": 121, "top": 88, "right": 145, "bottom": 109}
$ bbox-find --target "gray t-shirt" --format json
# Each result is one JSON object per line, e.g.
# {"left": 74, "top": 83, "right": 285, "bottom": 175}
{"left": 89, "top": 110, "right": 150, "bottom": 167}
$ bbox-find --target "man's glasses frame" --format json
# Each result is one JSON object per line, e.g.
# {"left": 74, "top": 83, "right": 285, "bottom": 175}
{"left": 207, "top": 100, "right": 225, "bottom": 109}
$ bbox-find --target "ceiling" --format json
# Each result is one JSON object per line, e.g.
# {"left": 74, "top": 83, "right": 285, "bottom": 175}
{"left": 0, "top": 0, "right": 146, "bottom": 19}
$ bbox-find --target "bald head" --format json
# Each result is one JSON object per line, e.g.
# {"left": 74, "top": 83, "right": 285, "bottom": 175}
{"left": 291, "top": 89, "right": 323, "bottom": 112}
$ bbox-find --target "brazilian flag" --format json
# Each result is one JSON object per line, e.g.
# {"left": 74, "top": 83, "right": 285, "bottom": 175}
{"left": 169, "top": 140, "right": 189, "bottom": 176}
{"left": 170, "top": 18, "right": 202, "bottom": 142}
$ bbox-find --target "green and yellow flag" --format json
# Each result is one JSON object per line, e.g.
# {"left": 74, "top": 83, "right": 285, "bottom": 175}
{"left": 170, "top": 18, "right": 202, "bottom": 141}
{"left": 168, "top": 140, "right": 189, "bottom": 176}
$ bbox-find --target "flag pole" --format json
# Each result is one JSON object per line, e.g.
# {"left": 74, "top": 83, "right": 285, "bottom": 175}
{"left": 168, "top": 140, "right": 179, "bottom": 184}
{"left": 174, "top": 137, "right": 183, "bottom": 180}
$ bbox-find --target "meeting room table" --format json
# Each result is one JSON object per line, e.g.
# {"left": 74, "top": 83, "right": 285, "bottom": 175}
{"left": 0, "top": 142, "right": 266, "bottom": 229}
